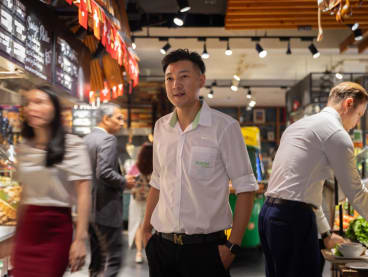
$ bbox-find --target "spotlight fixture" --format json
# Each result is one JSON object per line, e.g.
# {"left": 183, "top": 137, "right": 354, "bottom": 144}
{"left": 201, "top": 41, "right": 209, "bottom": 59}
{"left": 233, "top": 74, "right": 240, "bottom": 81}
{"left": 308, "top": 43, "right": 320, "bottom": 59}
{"left": 231, "top": 85, "right": 238, "bottom": 92}
{"left": 354, "top": 29, "right": 363, "bottom": 41}
{"left": 177, "top": 0, "right": 191, "bottom": 13}
{"left": 208, "top": 88, "right": 214, "bottom": 99}
{"left": 173, "top": 13, "right": 185, "bottom": 27}
{"left": 132, "top": 37, "right": 136, "bottom": 49}
{"left": 335, "top": 72, "right": 343, "bottom": 80}
{"left": 286, "top": 41, "right": 291, "bottom": 55}
{"left": 225, "top": 40, "right": 232, "bottom": 56}
{"left": 255, "top": 43, "right": 267, "bottom": 58}
{"left": 249, "top": 100, "right": 256, "bottom": 107}
{"left": 160, "top": 42, "right": 171, "bottom": 55}
{"left": 352, "top": 22, "right": 359, "bottom": 31}
{"left": 246, "top": 88, "right": 252, "bottom": 99}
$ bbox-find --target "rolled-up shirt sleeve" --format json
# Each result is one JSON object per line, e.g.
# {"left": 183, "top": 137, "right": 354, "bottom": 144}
{"left": 150, "top": 123, "right": 160, "bottom": 190}
{"left": 324, "top": 130, "right": 368, "bottom": 221}
{"left": 314, "top": 206, "right": 331, "bottom": 234}
{"left": 219, "top": 121, "right": 258, "bottom": 194}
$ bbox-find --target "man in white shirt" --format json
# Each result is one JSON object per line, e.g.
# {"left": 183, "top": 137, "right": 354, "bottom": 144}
{"left": 259, "top": 82, "right": 368, "bottom": 277}
{"left": 142, "top": 49, "right": 258, "bottom": 277}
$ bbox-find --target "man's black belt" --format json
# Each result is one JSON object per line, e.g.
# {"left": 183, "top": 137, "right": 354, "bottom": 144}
{"left": 156, "top": 231, "right": 226, "bottom": 246}
{"left": 266, "top": 197, "right": 317, "bottom": 210}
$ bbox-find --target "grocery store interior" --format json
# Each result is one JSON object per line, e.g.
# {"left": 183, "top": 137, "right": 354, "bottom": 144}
{"left": 0, "top": 0, "right": 368, "bottom": 276}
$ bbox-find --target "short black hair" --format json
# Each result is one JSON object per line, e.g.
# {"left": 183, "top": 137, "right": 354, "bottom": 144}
{"left": 22, "top": 86, "right": 66, "bottom": 167}
{"left": 161, "top": 49, "right": 206, "bottom": 74}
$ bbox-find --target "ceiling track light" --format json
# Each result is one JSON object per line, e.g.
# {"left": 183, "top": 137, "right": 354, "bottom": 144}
{"left": 256, "top": 43, "right": 267, "bottom": 58}
{"left": 249, "top": 100, "right": 256, "bottom": 107}
{"left": 177, "top": 0, "right": 191, "bottom": 13}
{"left": 208, "top": 88, "right": 214, "bottom": 99}
{"left": 335, "top": 72, "right": 343, "bottom": 79}
{"left": 246, "top": 88, "right": 252, "bottom": 99}
{"left": 173, "top": 13, "right": 186, "bottom": 27}
{"left": 225, "top": 40, "right": 232, "bottom": 56}
{"left": 286, "top": 41, "right": 291, "bottom": 55}
{"left": 231, "top": 85, "right": 238, "bottom": 92}
{"left": 352, "top": 22, "right": 359, "bottom": 31}
{"left": 160, "top": 42, "right": 171, "bottom": 55}
{"left": 308, "top": 43, "right": 320, "bottom": 59}
{"left": 201, "top": 41, "right": 209, "bottom": 59}
{"left": 131, "top": 37, "right": 136, "bottom": 49}
{"left": 354, "top": 29, "right": 363, "bottom": 41}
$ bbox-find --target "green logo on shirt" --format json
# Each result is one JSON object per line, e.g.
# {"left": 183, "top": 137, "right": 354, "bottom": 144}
{"left": 195, "top": 161, "right": 210, "bottom": 168}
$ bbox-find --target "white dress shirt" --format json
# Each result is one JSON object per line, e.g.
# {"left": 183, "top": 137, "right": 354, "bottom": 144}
{"left": 266, "top": 107, "right": 368, "bottom": 233}
{"left": 150, "top": 101, "right": 258, "bottom": 234}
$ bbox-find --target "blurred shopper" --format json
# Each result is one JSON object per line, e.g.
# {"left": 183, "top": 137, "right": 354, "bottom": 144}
{"left": 84, "top": 103, "right": 134, "bottom": 277}
{"left": 142, "top": 49, "right": 258, "bottom": 277}
{"left": 259, "top": 82, "right": 368, "bottom": 277}
{"left": 128, "top": 143, "right": 153, "bottom": 263}
{"left": 13, "top": 86, "right": 91, "bottom": 277}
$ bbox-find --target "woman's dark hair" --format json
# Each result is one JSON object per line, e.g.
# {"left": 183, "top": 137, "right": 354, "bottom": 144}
{"left": 162, "top": 49, "right": 206, "bottom": 74}
{"left": 136, "top": 143, "right": 153, "bottom": 176}
{"left": 21, "top": 86, "right": 66, "bottom": 167}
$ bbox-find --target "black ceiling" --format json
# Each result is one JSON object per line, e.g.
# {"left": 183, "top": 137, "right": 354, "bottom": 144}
{"left": 127, "top": 0, "right": 226, "bottom": 32}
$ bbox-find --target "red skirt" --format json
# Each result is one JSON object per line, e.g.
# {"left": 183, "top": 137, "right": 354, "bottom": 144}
{"left": 12, "top": 205, "right": 73, "bottom": 277}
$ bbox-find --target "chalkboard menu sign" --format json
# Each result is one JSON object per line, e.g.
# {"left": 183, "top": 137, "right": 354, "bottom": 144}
{"left": 25, "top": 12, "right": 52, "bottom": 81}
{"left": 0, "top": 5, "right": 13, "bottom": 34}
{"left": 0, "top": 27, "right": 11, "bottom": 56}
{"left": 0, "top": 0, "right": 82, "bottom": 96}
{"left": 0, "top": 0, "right": 13, "bottom": 11}
{"left": 14, "top": 0, "right": 25, "bottom": 19}
{"left": 55, "top": 37, "right": 79, "bottom": 93}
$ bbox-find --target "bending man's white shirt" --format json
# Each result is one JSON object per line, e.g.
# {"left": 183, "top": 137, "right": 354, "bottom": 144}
{"left": 150, "top": 101, "right": 258, "bottom": 234}
{"left": 266, "top": 107, "right": 368, "bottom": 233}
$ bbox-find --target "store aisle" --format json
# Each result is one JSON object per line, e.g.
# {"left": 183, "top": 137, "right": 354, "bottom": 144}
{"left": 64, "top": 233, "right": 331, "bottom": 277}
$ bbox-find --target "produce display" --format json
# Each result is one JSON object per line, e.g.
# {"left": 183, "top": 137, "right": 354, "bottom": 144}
{"left": 0, "top": 177, "right": 21, "bottom": 226}
{"left": 346, "top": 217, "right": 368, "bottom": 247}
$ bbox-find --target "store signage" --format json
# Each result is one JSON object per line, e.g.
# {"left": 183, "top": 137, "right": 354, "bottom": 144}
{"left": 0, "top": 0, "right": 13, "bottom": 11}
{"left": 24, "top": 12, "right": 52, "bottom": 81}
{"left": 13, "top": 18, "right": 26, "bottom": 42}
{"left": 14, "top": 0, "right": 25, "bottom": 19}
{"left": 0, "top": 6, "right": 13, "bottom": 34}
{"left": 55, "top": 37, "right": 79, "bottom": 93}
{"left": 0, "top": 28, "right": 11, "bottom": 55}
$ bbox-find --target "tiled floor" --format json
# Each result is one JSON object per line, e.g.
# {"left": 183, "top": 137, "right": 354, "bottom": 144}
{"left": 64, "top": 233, "right": 331, "bottom": 277}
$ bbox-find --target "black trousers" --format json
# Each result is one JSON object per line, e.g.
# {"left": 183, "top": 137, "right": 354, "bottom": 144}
{"left": 146, "top": 233, "right": 231, "bottom": 277}
{"left": 88, "top": 223, "right": 123, "bottom": 277}
{"left": 259, "top": 201, "right": 322, "bottom": 277}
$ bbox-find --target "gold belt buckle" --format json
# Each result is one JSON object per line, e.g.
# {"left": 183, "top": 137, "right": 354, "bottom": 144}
{"left": 173, "top": 234, "right": 183, "bottom": 245}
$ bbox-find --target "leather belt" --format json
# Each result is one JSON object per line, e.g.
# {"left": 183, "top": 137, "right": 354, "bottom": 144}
{"left": 266, "top": 197, "right": 317, "bottom": 210}
{"left": 156, "top": 231, "right": 226, "bottom": 246}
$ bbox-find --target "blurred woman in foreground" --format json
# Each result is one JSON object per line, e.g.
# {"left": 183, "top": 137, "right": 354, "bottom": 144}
{"left": 13, "top": 86, "right": 91, "bottom": 276}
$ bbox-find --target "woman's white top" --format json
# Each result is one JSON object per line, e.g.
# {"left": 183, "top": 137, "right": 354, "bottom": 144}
{"left": 16, "top": 134, "right": 92, "bottom": 207}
